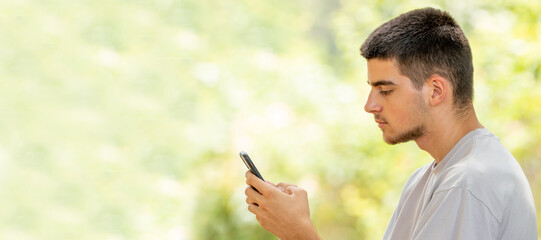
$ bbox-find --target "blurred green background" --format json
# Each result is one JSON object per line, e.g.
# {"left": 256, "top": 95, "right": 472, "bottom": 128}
{"left": 0, "top": 0, "right": 540, "bottom": 239}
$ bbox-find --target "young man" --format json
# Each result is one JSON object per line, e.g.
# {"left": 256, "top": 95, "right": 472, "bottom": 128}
{"left": 244, "top": 7, "right": 537, "bottom": 240}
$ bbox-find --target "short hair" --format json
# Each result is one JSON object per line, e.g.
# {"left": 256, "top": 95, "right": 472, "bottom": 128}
{"left": 360, "top": 7, "right": 473, "bottom": 112}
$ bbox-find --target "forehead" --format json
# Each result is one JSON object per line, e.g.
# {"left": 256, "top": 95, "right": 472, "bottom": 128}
{"left": 366, "top": 58, "right": 412, "bottom": 86}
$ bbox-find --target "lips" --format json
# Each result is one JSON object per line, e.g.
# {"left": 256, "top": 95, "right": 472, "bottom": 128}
{"left": 375, "top": 119, "right": 387, "bottom": 128}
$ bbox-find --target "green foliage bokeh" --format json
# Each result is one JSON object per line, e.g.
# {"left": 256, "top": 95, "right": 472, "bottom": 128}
{"left": 0, "top": 0, "right": 540, "bottom": 239}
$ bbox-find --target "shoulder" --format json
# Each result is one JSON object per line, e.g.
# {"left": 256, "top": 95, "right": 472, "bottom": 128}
{"left": 436, "top": 129, "right": 532, "bottom": 221}
{"left": 460, "top": 130, "right": 527, "bottom": 192}
{"left": 438, "top": 129, "right": 525, "bottom": 190}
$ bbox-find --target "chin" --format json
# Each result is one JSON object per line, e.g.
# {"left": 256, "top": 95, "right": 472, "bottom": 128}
{"left": 383, "top": 132, "right": 415, "bottom": 145}
{"left": 382, "top": 134, "right": 398, "bottom": 145}
{"left": 383, "top": 137, "right": 402, "bottom": 145}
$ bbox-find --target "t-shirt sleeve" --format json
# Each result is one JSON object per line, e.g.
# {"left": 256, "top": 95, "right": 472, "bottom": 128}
{"left": 411, "top": 187, "right": 500, "bottom": 240}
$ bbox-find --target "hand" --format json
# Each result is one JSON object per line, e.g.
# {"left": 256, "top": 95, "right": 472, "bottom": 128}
{"left": 266, "top": 181, "right": 297, "bottom": 194}
{"left": 276, "top": 182, "right": 298, "bottom": 194}
{"left": 244, "top": 171, "right": 320, "bottom": 240}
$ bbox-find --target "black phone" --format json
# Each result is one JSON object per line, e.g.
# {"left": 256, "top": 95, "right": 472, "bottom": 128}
{"left": 239, "top": 151, "right": 265, "bottom": 181}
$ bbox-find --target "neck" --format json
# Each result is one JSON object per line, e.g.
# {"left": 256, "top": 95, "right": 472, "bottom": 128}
{"left": 414, "top": 107, "right": 483, "bottom": 164}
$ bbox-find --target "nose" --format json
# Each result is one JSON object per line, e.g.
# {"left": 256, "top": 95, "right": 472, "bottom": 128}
{"left": 364, "top": 90, "right": 382, "bottom": 114}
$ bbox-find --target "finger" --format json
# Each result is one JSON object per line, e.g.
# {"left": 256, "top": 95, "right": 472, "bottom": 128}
{"left": 247, "top": 203, "right": 260, "bottom": 215}
{"left": 245, "top": 171, "right": 275, "bottom": 187}
{"left": 286, "top": 185, "right": 307, "bottom": 196}
{"left": 246, "top": 196, "right": 259, "bottom": 206}
{"left": 245, "top": 170, "right": 251, "bottom": 184}
{"left": 246, "top": 171, "right": 274, "bottom": 196}
{"left": 277, "top": 182, "right": 297, "bottom": 188}
{"left": 276, "top": 182, "right": 297, "bottom": 193}
{"left": 245, "top": 186, "right": 264, "bottom": 203}
{"left": 284, "top": 186, "right": 293, "bottom": 194}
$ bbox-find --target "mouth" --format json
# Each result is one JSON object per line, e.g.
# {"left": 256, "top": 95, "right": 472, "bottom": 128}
{"left": 375, "top": 119, "right": 387, "bottom": 128}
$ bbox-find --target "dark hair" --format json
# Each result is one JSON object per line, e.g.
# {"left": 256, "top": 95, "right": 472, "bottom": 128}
{"left": 360, "top": 7, "right": 473, "bottom": 111}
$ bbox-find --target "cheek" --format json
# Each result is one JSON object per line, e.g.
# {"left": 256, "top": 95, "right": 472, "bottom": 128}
{"left": 395, "top": 109, "right": 414, "bottom": 125}
{"left": 388, "top": 100, "right": 418, "bottom": 125}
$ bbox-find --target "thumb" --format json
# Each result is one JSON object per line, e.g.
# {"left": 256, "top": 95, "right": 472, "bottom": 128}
{"left": 286, "top": 185, "right": 307, "bottom": 196}
{"left": 265, "top": 181, "right": 276, "bottom": 187}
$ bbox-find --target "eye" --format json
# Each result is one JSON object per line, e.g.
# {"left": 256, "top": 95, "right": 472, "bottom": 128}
{"left": 380, "top": 90, "right": 393, "bottom": 95}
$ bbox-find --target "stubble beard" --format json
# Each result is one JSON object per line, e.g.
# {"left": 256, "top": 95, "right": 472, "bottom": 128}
{"left": 382, "top": 94, "right": 428, "bottom": 145}
{"left": 385, "top": 124, "right": 426, "bottom": 145}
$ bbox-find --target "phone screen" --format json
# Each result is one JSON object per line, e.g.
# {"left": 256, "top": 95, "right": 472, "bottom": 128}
{"left": 239, "top": 151, "right": 265, "bottom": 181}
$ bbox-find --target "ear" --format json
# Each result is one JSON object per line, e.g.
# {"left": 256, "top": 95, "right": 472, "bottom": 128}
{"left": 426, "top": 74, "right": 448, "bottom": 106}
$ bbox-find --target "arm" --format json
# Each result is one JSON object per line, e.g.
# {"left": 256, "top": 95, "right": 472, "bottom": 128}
{"left": 244, "top": 171, "right": 321, "bottom": 240}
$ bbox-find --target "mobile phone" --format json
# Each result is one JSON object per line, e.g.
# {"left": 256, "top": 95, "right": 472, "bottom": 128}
{"left": 239, "top": 151, "right": 265, "bottom": 181}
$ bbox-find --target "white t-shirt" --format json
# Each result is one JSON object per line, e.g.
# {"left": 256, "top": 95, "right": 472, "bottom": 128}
{"left": 383, "top": 128, "right": 537, "bottom": 240}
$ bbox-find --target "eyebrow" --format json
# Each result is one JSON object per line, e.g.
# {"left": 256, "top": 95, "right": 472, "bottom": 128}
{"left": 367, "top": 80, "right": 397, "bottom": 87}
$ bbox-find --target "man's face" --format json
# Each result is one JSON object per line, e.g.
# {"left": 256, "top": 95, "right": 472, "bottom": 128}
{"left": 364, "top": 58, "right": 429, "bottom": 144}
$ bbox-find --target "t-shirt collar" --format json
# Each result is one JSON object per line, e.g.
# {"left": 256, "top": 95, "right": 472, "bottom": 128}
{"left": 431, "top": 128, "right": 488, "bottom": 174}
